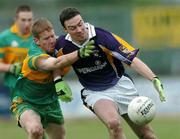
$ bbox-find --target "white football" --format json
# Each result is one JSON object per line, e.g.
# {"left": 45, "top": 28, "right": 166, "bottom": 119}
{"left": 127, "top": 96, "right": 156, "bottom": 126}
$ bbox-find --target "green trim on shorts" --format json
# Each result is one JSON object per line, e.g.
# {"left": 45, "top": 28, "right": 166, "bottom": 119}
{"left": 11, "top": 98, "right": 64, "bottom": 128}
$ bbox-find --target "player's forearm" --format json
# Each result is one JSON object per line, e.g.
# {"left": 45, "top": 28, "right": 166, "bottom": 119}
{"left": 0, "top": 62, "right": 11, "bottom": 72}
{"left": 53, "top": 69, "right": 62, "bottom": 80}
{"left": 56, "top": 51, "right": 78, "bottom": 68}
{"left": 130, "top": 57, "right": 156, "bottom": 81}
{"left": 35, "top": 57, "right": 58, "bottom": 71}
{"left": 36, "top": 51, "right": 78, "bottom": 71}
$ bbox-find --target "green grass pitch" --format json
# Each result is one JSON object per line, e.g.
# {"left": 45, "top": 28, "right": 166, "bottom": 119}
{"left": 0, "top": 116, "right": 179, "bottom": 139}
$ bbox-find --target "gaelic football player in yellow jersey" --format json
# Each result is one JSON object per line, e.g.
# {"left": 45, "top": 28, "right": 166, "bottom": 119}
{"left": 0, "top": 5, "right": 33, "bottom": 92}
{"left": 10, "top": 18, "right": 94, "bottom": 139}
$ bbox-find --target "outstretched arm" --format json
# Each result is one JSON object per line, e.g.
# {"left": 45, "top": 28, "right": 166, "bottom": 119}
{"left": 0, "top": 62, "right": 11, "bottom": 72}
{"left": 35, "top": 41, "right": 95, "bottom": 71}
{"left": 0, "top": 61, "right": 22, "bottom": 76}
{"left": 35, "top": 51, "right": 78, "bottom": 71}
{"left": 130, "top": 57, "right": 155, "bottom": 81}
{"left": 130, "top": 57, "right": 166, "bottom": 102}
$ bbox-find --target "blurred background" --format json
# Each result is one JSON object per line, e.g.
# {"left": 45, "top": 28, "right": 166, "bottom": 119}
{"left": 0, "top": 0, "right": 180, "bottom": 138}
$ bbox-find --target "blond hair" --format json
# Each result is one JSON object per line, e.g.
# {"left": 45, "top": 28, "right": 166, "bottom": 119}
{"left": 31, "top": 18, "right": 53, "bottom": 38}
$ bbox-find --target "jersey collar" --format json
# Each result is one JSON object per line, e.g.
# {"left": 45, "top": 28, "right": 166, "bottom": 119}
{"left": 10, "top": 24, "right": 31, "bottom": 38}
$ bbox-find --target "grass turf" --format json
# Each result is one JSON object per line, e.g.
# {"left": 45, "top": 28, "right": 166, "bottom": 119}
{"left": 0, "top": 116, "right": 179, "bottom": 139}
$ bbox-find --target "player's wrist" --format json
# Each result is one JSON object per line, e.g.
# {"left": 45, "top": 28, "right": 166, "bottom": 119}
{"left": 54, "top": 75, "right": 62, "bottom": 82}
{"left": 9, "top": 62, "right": 22, "bottom": 76}
{"left": 153, "top": 76, "right": 159, "bottom": 79}
{"left": 152, "top": 76, "right": 159, "bottom": 82}
{"left": 9, "top": 63, "right": 16, "bottom": 74}
{"left": 54, "top": 78, "right": 63, "bottom": 84}
{"left": 9, "top": 64, "right": 13, "bottom": 73}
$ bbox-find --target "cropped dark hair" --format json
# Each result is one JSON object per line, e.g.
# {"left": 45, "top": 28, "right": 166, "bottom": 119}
{"left": 59, "top": 7, "right": 80, "bottom": 28}
{"left": 15, "top": 5, "right": 32, "bottom": 16}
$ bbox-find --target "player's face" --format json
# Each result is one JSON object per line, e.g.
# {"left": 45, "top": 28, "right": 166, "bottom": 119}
{"left": 15, "top": 11, "right": 33, "bottom": 35}
{"left": 37, "top": 29, "right": 56, "bottom": 54}
{"left": 64, "top": 15, "right": 88, "bottom": 45}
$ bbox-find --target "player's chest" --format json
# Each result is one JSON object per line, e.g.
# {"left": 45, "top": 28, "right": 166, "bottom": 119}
{"left": 6, "top": 35, "right": 33, "bottom": 48}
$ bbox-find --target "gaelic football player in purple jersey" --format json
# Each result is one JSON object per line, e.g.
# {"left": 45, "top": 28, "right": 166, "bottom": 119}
{"left": 55, "top": 7, "right": 166, "bottom": 139}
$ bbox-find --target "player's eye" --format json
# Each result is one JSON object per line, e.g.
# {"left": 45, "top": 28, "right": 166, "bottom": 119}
{"left": 68, "top": 26, "right": 76, "bottom": 31}
{"left": 21, "top": 19, "right": 26, "bottom": 22}
{"left": 42, "top": 36, "right": 50, "bottom": 40}
{"left": 50, "top": 35, "right": 55, "bottom": 39}
{"left": 28, "top": 18, "right": 32, "bottom": 22}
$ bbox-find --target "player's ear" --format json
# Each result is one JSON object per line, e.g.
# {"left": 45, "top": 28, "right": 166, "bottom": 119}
{"left": 63, "top": 27, "right": 68, "bottom": 33}
{"left": 34, "top": 38, "right": 40, "bottom": 46}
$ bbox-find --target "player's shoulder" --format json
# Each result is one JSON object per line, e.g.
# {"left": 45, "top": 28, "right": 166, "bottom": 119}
{"left": 28, "top": 42, "right": 43, "bottom": 57}
{"left": 95, "top": 27, "right": 115, "bottom": 41}
{"left": 56, "top": 35, "right": 67, "bottom": 44}
{"left": 0, "top": 28, "right": 11, "bottom": 38}
{"left": 55, "top": 35, "right": 69, "bottom": 50}
{"left": 95, "top": 27, "right": 112, "bottom": 35}
{"left": 94, "top": 27, "right": 116, "bottom": 43}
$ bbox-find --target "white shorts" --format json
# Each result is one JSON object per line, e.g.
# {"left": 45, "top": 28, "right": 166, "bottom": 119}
{"left": 81, "top": 75, "right": 139, "bottom": 115}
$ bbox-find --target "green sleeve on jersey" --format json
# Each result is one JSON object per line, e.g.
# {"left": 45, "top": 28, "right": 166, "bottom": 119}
{"left": 0, "top": 29, "right": 9, "bottom": 47}
{"left": 27, "top": 43, "right": 50, "bottom": 71}
{"left": 28, "top": 55, "right": 39, "bottom": 71}
{"left": 0, "top": 30, "right": 9, "bottom": 59}
{"left": 0, "top": 53, "right": 4, "bottom": 59}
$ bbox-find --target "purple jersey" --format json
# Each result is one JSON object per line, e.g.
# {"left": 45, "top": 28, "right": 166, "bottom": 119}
{"left": 55, "top": 23, "right": 138, "bottom": 91}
